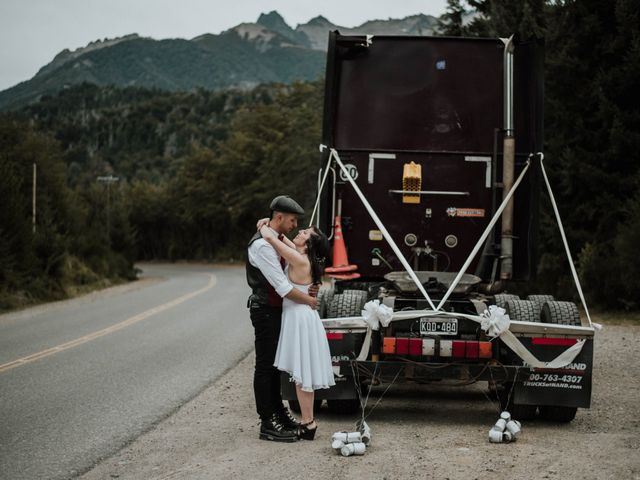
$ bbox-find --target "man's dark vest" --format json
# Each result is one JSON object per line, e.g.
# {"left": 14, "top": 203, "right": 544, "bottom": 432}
{"left": 246, "top": 231, "right": 283, "bottom": 307}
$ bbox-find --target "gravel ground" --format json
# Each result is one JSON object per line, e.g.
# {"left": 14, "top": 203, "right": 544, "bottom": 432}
{"left": 81, "top": 324, "right": 640, "bottom": 480}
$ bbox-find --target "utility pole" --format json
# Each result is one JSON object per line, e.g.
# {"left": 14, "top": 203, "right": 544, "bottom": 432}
{"left": 32, "top": 163, "right": 37, "bottom": 233}
{"left": 97, "top": 175, "right": 120, "bottom": 245}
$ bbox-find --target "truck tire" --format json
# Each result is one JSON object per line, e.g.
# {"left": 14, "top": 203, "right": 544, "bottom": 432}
{"left": 288, "top": 399, "right": 323, "bottom": 414}
{"left": 540, "top": 301, "right": 581, "bottom": 326}
{"left": 526, "top": 295, "right": 555, "bottom": 316}
{"left": 526, "top": 294, "right": 554, "bottom": 304}
{"left": 339, "top": 281, "right": 370, "bottom": 293}
{"left": 327, "top": 292, "right": 367, "bottom": 318}
{"left": 318, "top": 288, "right": 334, "bottom": 319}
{"left": 538, "top": 405, "right": 577, "bottom": 423}
{"left": 494, "top": 293, "right": 520, "bottom": 309}
{"left": 505, "top": 300, "right": 540, "bottom": 322}
{"left": 326, "top": 291, "right": 368, "bottom": 414}
{"left": 342, "top": 289, "right": 369, "bottom": 305}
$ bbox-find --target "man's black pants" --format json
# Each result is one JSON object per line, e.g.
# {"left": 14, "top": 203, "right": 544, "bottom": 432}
{"left": 249, "top": 304, "right": 284, "bottom": 420}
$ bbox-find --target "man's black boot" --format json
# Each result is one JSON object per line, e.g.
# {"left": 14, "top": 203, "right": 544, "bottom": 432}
{"left": 276, "top": 407, "right": 301, "bottom": 430}
{"left": 259, "top": 413, "right": 298, "bottom": 442}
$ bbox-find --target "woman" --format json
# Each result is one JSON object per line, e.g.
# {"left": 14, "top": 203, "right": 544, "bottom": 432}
{"left": 258, "top": 222, "right": 335, "bottom": 440}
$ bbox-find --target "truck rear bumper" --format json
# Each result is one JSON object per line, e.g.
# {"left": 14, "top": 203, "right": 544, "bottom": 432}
{"left": 338, "top": 354, "right": 592, "bottom": 408}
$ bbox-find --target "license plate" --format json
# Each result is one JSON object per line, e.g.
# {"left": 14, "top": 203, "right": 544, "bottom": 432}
{"left": 419, "top": 317, "right": 458, "bottom": 335}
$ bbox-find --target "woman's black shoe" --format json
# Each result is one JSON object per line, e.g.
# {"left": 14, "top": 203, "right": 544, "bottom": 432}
{"left": 298, "top": 419, "right": 317, "bottom": 440}
{"left": 260, "top": 413, "right": 299, "bottom": 442}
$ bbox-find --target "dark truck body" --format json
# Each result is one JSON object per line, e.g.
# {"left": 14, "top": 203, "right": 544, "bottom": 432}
{"left": 282, "top": 32, "right": 594, "bottom": 422}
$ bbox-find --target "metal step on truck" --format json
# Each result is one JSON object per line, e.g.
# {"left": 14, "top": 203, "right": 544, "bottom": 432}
{"left": 282, "top": 32, "right": 596, "bottom": 423}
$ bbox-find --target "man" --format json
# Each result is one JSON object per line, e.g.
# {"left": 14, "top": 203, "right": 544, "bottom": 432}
{"left": 246, "top": 195, "right": 318, "bottom": 442}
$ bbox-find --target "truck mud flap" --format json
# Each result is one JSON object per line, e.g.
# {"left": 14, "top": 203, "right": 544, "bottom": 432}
{"left": 513, "top": 337, "right": 593, "bottom": 408}
{"left": 281, "top": 330, "right": 366, "bottom": 401}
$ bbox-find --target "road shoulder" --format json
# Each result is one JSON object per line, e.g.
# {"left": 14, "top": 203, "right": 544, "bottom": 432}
{"left": 81, "top": 325, "right": 640, "bottom": 480}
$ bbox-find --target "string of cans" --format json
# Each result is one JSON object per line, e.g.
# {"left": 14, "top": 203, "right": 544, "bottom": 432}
{"left": 489, "top": 411, "right": 522, "bottom": 443}
{"left": 331, "top": 421, "right": 371, "bottom": 457}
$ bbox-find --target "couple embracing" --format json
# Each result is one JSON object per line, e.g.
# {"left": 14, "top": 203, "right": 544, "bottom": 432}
{"left": 246, "top": 195, "right": 335, "bottom": 442}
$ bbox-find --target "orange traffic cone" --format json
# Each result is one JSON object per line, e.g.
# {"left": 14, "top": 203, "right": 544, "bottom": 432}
{"left": 325, "top": 216, "right": 361, "bottom": 280}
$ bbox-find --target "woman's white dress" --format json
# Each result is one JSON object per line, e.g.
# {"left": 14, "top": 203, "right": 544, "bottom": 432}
{"left": 274, "top": 277, "right": 336, "bottom": 392}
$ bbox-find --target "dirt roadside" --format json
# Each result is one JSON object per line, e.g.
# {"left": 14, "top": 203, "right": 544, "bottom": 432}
{"left": 81, "top": 324, "right": 640, "bottom": 480}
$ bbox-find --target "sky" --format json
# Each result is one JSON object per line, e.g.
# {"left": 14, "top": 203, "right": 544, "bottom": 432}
{"left": 0, "top": 0, "right": 447, "bottom": 91}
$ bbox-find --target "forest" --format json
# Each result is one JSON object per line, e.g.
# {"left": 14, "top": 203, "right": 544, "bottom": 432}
{"left": 0, "top": 0, "right": 638, "bottom": 310}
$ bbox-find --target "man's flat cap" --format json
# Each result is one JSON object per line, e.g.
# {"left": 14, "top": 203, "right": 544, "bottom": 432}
{"left": 270, "top": 195, "right": 305, "bottom": 215}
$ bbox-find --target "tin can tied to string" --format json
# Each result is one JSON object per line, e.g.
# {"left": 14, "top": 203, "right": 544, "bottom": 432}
{"left": 332, "top": 423, "right": 372, "bottom": 456}
{"left": 488, "top": 411, "right": 521, "bottom": 444}
{"left": 341, "top": 442, "right": 366, "bottom": 457}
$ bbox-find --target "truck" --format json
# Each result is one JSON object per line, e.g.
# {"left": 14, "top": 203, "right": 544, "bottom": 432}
{"left": 282, "top": 31, "right": 595, "bottom": 423}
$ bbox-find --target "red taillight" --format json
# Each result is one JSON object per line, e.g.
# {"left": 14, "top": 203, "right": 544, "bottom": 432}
{"left": 532, "top": 338, "right": 578, "bottom": 346}
{"left": 465, "top": 341, "right": 479, "bottom": 359}
{"left": 326, "top": 332, "right": 344, "bottom": 340}
{"left": 380, "top": 337, "right": 494, "bottom": 359}
{"left": 409, "top": 338, "right": 422, "bottom": 356}
{"left": 396, "top": 338, "right": 410, "bottom": 355}
{"left": 452, "top": 340, "right": 466, "bottom": 357}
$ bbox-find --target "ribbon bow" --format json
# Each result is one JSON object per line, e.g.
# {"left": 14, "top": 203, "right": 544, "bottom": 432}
{"left": 481, "top": 305, "right": 511, "bottom": 337}
{"left": 361, "top": 300, "right": 394, "bottom": 331}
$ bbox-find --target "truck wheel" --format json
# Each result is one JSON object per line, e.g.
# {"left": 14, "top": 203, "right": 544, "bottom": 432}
{"left": 318, "top": 288, "right": 334, "bottom": 319}
{"left": 540, "top": 301, "right": 581, "bottom": 326}
{"left": 539, "top": 405, "right": 577, "bottom": 423}
{"left": 494, "top": 293, "right": 520, "bottom": 309}
{"left": 526, "top": 295, "right": 554, "bottom": 316}
{"left": 326, "top": 398, "right": 361, "bottom": 414}
{"left": 327, "top": 292, "right": 367, "bottom": 318}
{"left": 342, "top": 289, "right": 369, "bottom": 305}
{"left": 339, "top": 281, "right": 370, "bottom": 293}
{"left": 288, "top": 399, "right": 322, "bottom": 414}
{"left": 342, "top": 288, "right": 367, "bottom": 295}
{"left": 526, "top": 294, "right": 554, "bottom": 304}
{"left": 505, "top": 300, "right": 540, "bottom": 322}
{"left": 325, "top": 293, "right": 368, "bottom": 413}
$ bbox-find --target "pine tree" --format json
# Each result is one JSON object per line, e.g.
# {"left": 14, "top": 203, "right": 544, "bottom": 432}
{"left": 540, "top": 0, "right": 640, "bottom": 306}
{"left": 464, "top": 0, "right": 545, "bottom": 38}
{"left": 438, "top": 0, "right": 469, "bottom": 36}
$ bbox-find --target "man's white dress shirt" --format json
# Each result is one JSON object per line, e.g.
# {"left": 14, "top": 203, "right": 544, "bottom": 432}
{"left": 248, "top": 228, "right": 293, "bottom": 298}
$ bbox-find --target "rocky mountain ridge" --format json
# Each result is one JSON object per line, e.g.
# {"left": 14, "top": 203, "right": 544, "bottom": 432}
{"left": 0, "top": 11, "right": 439, "bottom": 111}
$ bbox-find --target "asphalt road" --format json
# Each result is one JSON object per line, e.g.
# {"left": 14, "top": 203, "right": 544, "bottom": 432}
{"left": 0, "top": 263, "right": 253, "bottom": 480}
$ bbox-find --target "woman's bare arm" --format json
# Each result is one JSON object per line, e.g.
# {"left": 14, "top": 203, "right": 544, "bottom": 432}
{"left": 259, "top": 225, "right": 307, "bottom": 267}
{"left": 280, "top": 235, "right": 296, "bottom": 250}
{"left": 256, "top": 218, "right": 297, "bottom": 249}
{"left": 256, "top": 218, "right": 298, "bottom": 249}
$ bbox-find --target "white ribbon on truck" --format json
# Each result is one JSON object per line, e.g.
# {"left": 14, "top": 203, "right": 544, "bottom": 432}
{"left": 325, "top": 301, "right": 587, "bottom": 368}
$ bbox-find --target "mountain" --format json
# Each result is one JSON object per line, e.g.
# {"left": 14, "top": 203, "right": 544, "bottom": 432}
{"left": 296, "top": 14, "right": 438, "bottom": 50}
{"left": 0, "top": 11, "right": 439, "bottom": 112}
{"left": 296, "top": 15, "right": 339, "bottom": 51}
{"left": 35, "top": 34, "right": 142, "bottom": 78}
{"left": 257, "top": 11, "right": 311, "bottom": 48}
